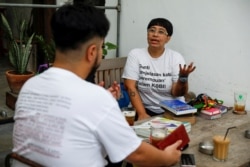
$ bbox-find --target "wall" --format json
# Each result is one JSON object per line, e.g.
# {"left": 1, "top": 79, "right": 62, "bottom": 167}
{"left": 115, "top": 0, "right": 250, "bottom": 109}
{"left": 35, "top": 0, "right": 250, "bottom": 109}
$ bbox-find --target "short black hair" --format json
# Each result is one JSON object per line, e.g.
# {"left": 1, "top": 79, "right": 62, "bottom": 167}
{"left": 147, "top": 18, "right": 173, "bottom": 36}
{"left": 51, "top": 4, "right": 110, "bottom": 51}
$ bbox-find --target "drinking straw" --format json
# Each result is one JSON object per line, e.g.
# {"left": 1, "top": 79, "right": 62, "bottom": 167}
{"left": 224, "top": 126, "right": 237, "bottom": 140}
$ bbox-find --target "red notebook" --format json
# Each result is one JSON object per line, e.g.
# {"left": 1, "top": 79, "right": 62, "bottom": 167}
{"left": 201, "top": 107, "right": 221, "bottom": 115}
{"left": 157, "top": 124, "right": 190, "bottom": 150}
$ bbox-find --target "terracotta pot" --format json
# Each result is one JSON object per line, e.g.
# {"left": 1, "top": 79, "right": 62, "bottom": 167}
{"left": 5, "top": 70, "right": 35, "bottom": 94}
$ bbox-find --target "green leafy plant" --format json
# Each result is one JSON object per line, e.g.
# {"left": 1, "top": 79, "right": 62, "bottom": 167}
{"left": 1, "top": 14, "right": 35, "bottom": 74}
{"left": 35, "top": 35, "right": 55, "bottom": 64}
{"left": 103, "top": 42, "right": 117, "bottom": 57}
{"left": 35, "top": 38, "right": 117, "bottom": 62}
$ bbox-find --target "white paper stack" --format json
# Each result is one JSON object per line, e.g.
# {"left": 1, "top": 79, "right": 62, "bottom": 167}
{"left": 133, "top": 117, "right": 191, "bottom": 138}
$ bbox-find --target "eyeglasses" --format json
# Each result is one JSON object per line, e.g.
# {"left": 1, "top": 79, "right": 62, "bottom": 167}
{"left": 147, "top": 28, "right": 168, "bottom": 36}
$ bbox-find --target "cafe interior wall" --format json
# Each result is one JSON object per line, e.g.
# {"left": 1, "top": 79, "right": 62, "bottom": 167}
{"left": 49, "top": 0, "right": 250, "bottom": 110}
{"left": 117, "top": 0, "right": 250, "bottom": 110}
{"left": 80, "top": 0, "right": 250, "bottom": 110}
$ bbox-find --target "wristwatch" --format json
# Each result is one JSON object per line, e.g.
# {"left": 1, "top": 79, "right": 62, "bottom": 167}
{"left": 179, "top": 76, "right": 188, "bottom": 83}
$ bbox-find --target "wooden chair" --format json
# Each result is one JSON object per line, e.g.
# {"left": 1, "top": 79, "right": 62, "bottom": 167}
{"left": 5, "top": 152, "right": 44, "bottom": 167}
{"left": 95, "top": 57, "right": 127, "bottom": 89}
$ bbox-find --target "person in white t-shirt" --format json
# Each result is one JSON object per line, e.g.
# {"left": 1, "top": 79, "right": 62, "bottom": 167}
{"left": 12, "top": 4, "right": 182, "bottom": 167}
{"left": 122, "top": 18, "right": 196, "bottom": 121}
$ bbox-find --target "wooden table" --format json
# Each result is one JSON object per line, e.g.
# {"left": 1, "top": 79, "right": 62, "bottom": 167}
{"left": 135, "top": 111, "right": 250, "bottom": 167}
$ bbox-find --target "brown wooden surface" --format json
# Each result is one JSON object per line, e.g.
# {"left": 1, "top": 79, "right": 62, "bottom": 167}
{"left": 95, "top": 57, "right": 127, "bottom": 88}
{"left": 5, "top": 91, "right": 17, "bottom": 110}
{"left": 163, "top": 110, "right": 196, "bottom": 125}
{"left": 5, "top": 152, "right": 44, "bottom": 167}
{"left": 135, "top": 111, "right": 250, "bottom": 167}
{"left": 5, "top": 57, "right": 127, "bottom": 110}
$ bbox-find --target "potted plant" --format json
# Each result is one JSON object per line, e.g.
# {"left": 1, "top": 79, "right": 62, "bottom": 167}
{"left": 35, "top": 35, "right": 55, "bottom": 65}
{"left": 1, "top": 13, "right": 35, "bottom": 94}
{"left": 36, "top": 36, "right": 117, "bottom": 61}
{"left": 35, "top": 36, "right": 117, "bottom": 70}
{"left": 102, "top": 41, "right": 117, "bottom": 58}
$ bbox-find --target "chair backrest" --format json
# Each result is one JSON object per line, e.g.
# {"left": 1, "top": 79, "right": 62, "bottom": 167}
{"left": 5, "top": 152, "right": 44, "bottom": 167}
{"left": 95, "top": 57, "right": 127, "bottom": 89}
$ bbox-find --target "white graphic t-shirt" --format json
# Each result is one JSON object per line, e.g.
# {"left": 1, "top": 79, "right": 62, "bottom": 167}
{"left": 13, "top": 67, "right": 141, "bottom": 167}
{"left": 122, "top": 48, "right": 185, "bottom": 114}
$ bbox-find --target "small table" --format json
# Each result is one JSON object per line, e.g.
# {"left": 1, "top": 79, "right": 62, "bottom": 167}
{"left": 135, "top": 111, "right": 250, "bottom": 167}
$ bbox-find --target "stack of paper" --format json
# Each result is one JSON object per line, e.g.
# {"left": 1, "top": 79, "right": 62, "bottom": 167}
{"left": 133, "top": 117, "right": 191, "bottom": 138}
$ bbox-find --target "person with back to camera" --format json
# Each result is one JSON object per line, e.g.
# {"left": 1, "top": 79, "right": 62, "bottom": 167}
{"left": 12, "top": 4, "right": 182, "bottom": 167}
{"left": 122, "top": 18, "right": 196, "bottom": 121}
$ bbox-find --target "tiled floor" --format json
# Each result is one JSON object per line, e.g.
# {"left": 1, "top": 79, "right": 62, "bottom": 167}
{"left": 0, "top": 55, "right": 14, "bottom": 166}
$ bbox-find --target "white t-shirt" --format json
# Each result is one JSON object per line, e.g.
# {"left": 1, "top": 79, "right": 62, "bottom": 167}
{"left": 122, "top": 48, "right": 185, "bottom": 114}
{"left": 13, "top": 67, "right": 141, "bottom": 167}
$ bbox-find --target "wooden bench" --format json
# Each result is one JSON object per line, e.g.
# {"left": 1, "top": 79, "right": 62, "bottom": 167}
{"left": 5, "top": 152, "right": 44, "bottom": 167}
{"left": 95, "top": 57, "right": 127, "bottom": 89}
{"left": 5, "top": 57, "right": 127, "bottom": 111}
